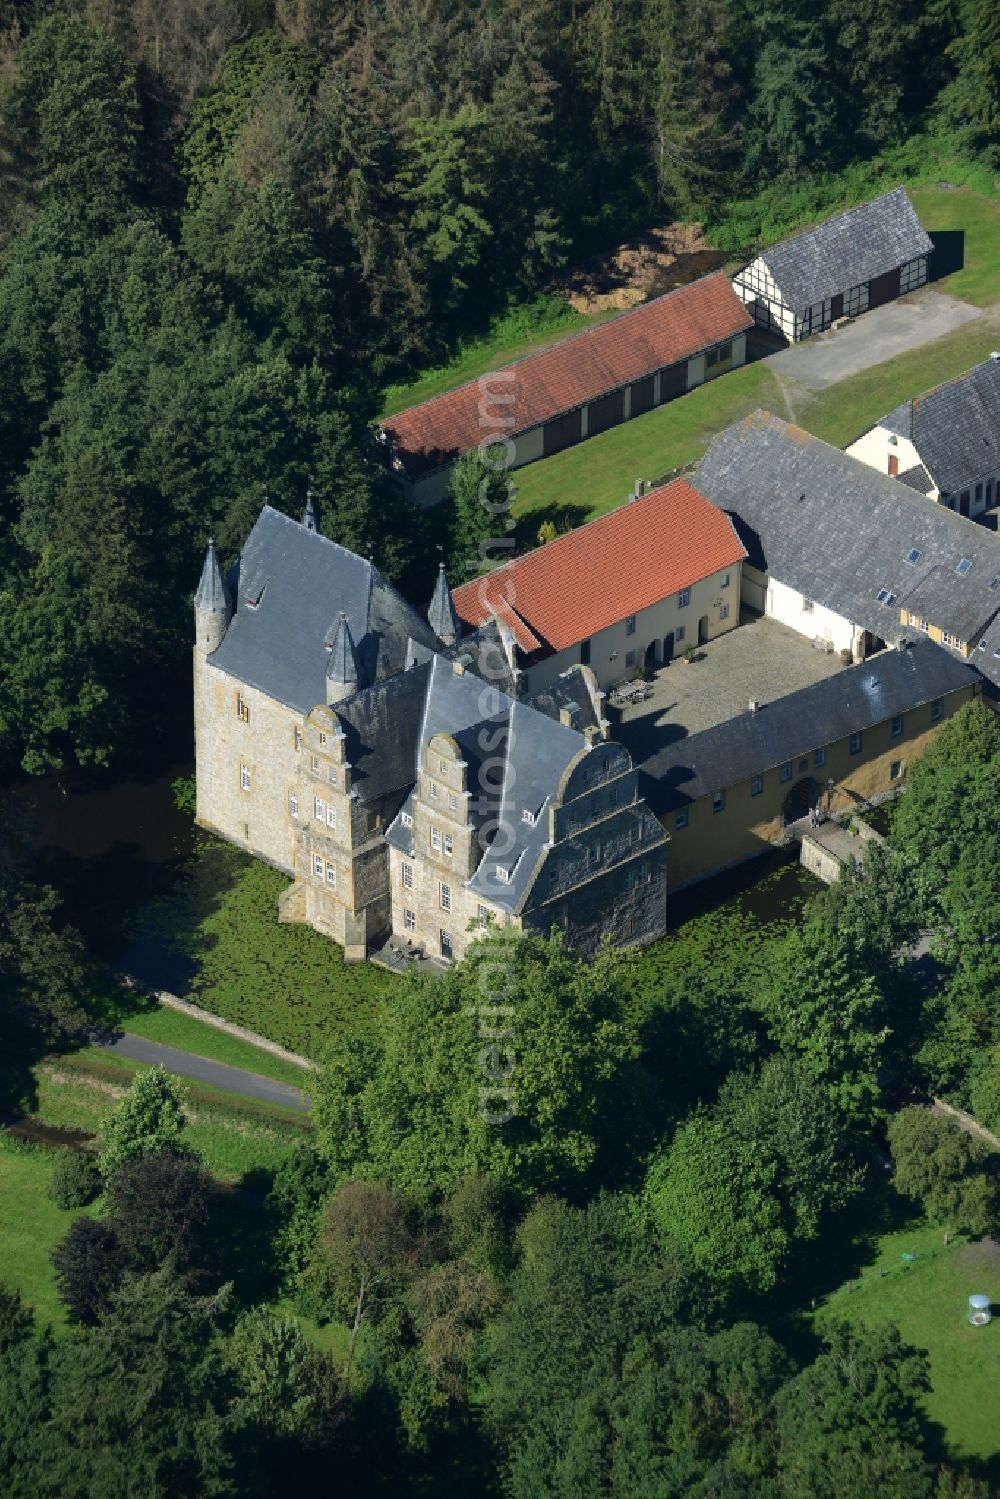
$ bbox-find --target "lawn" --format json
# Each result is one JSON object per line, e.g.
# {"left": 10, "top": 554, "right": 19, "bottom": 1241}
{"left": 911, "top": 183, "right": 1000, "bottom": 309}
{"left": 114, "top": 1001, "right": 311, "bottom": 1087}
{"left": 378, "top": 296, "right": 613, "bottom": 418}
{"left": 813, "top": 1222, "right": 1000, "bottom": 1480}
{"left": 0, "top": 1136, "right": 92, "bottom": 1331}
{"left": 132, "top": 836, "right": 404, "bottom": 1060}
{"left": 32, "top": 1052, "right": 312, "bottom": 1185}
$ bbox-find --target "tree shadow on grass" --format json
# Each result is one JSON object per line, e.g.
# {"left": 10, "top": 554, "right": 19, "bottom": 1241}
{"left": 512, "top": 500, "right": 591, "bottom": 550}
{"left": 201, "top": 1173, "right": 283, "bottom": 1308}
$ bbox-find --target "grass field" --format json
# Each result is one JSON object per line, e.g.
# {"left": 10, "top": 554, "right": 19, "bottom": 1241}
{"left": 813, "top": 1222, "right": 1000, "bottom": 1480}
{"left": 0, "top": 1136, "right": 93, "bottom": 1331}
{"left": 33, "top": 1052, "right": 312, "bottom": 1184}
{"left": 115, "top": 1002, "right": 310, "bottom": 1086}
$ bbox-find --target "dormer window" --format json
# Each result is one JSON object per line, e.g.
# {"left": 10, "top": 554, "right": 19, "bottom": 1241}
{"left": 401, "top": 811, "right": 413, "bottom": 828}
{"left": 244, "top": 577, "right": 266, "bottom": 609}
{"left": 521, "top": 809, "right": 536, "bottom": 825}
{"left": 495, "top": 865, "right": 512, "bottom": 884}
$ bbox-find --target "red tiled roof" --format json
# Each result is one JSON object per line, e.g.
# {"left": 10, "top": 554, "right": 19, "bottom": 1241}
{"left": 452, "top": 478, "right": 748, "bottom": 655}
{"left": 382, "top": 274, "right": 752, "bottom": 476}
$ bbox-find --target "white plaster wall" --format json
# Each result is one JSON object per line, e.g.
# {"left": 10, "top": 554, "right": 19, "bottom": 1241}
{"left": 686, "top": 353, "right": 707, "bottom": 391}
{"left": 519, "top": 562, "right": 743, "bottom": 695}
{"left": 846, "top": 426, "right": 931, "bottom": 490}
{"left": 765, "top": 575, "right": 856, "bottom": 654}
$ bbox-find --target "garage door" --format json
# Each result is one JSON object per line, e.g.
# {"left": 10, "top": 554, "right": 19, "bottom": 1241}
{"left": 629, "top": 375, "right": 655, "bottom": 417}
{"left": 543, "top": 408, "right": 583, "bottom": 458}
{"left": 659, "top": 362, "right": 688, "bottom": 402}
{"left": 868, "top": 266, "right": 901, "bottom": 309}
{"left": 587, "top": 388, "right": 625, "bottom": 437}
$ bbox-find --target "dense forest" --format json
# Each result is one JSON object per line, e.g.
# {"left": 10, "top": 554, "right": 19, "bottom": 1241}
{"left": 0, "top": 0, "right": 996, "bottom": 775}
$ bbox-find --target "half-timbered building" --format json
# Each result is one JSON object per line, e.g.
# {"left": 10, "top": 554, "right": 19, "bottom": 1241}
{"left": 732, "top": 187, "right": 933, "bottom": 343}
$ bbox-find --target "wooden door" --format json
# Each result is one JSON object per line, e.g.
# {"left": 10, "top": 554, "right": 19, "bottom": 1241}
{"left": 868, "top": 267, "right": 901, "bottom": 309}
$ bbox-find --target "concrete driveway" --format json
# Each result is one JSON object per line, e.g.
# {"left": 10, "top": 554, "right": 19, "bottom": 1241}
{"left": 765, "top": 288, "right": 985, "bottom": 391}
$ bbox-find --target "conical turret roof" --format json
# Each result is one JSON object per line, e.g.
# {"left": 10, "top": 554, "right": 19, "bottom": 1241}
{"left": 326, "top": 610, "right": 361, "bottom": 690}
{"left": 195, "top": 540, "right": 230, "bottom": 613}
{"left": 428, "top": 561, "right": 460, "bottom": 642}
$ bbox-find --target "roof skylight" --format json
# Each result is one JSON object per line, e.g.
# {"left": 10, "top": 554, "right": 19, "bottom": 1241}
{"left": 956, "top": 558, "right": 973, "bottom": 576}
{"left": 876, "top": 588, "right": 898, "bottom": 606}
{"left": 905, "top": 548, "right": 921, "bottom": 565}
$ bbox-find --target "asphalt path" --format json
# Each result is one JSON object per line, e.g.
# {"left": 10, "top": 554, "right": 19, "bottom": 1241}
{"left": 98, "top": 1033, "right": 310, "bottom": 1113}
{"left": 765, "top": 288, "right": 985, "bottom": 391}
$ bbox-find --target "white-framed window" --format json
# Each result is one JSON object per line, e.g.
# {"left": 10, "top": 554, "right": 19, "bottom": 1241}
{"left": 625, "top": 650, "right": 637, "bottom": 668}
{"left": 326, "top": 805, "right": 336, "bottom": 829}
{"left": 401, "top": 810, "right": 413, "bottom": 828}
{"left": 329, "top": 766, "right": 338, "bottom": 787}
{"left": 802, "top": 596, "right": 814, "bottom": 613}
{"left": 496, "top": 865, "right": 512, "bottom": 884}
{"left": 719, "top": 603, "right": 730, "bottom": 621}
{"left": 751, "top": 774, "right": 763, "bottom": 796}
{"left": 674, "top": 808, "right": 688, "bottom": 830}
{"left": 439, "top": 757, "right": 448, "bottom": 774}
{"left": 721, "top": 573, "right": 730, "bottom": 588}
{"left": 477, "top": 904, "right": 490, "bottom": 930}
{"left": 440, "top": 930, "right": 453, "bottom": 960}
{"left": 625, "top": 614, "right": 637, "bottom": 636}
{"left": 325, "top": 861, "right": 336, "bottom": 886}
{"left": 288, "top": 791, "right": 299, "bottom": 818}
{"left": 814, "top": 746, "right": 826, "bottom": 768}
{"left": 314, "top": 796, "right": 325, "bottom": 821}
{"left": 676, "top": 625, "right": 686, "bottom": 643}
{"left": 404, "top": 908, "right": 416, "bottom": 931}
{"left": 430, "top": 826, "right": 441, "bottom": 851}
{"left": 439, "top": 881, "right": 451, "bottom": 911}
{"left": 712, "top": 790, "right": 725, "bottom": 814}
{"left": 429, "top": 780, "right": 438, "bottom": 800}
{"left": 293, "top": 726, "right": 303, "bottom": 751}
{"left": 891, "top": 715, "right": 903, "bottom": 738}
{"left": 931, "top": 699, "right": 942, "bottom": 722}
{"left": 449, "top": 793, "right": 457, "bottom": 811}
{"left": 443, "top": 834, "right": 453, "bottom": 857}
{"left": 850, "top": 731, "right": 863, "bottom": 754}
{"left": 780, "top": 762, "right": 792, "bottom": 783}
{"left": 311, "top": 754, "right": 321, "bottom": 772}
{"left": 890, "top": 759, "right": 903, "bottom": 781}
{"left": 313, "top": 854, "right": 324, "bottom": 877}
{"left": 402, "top": 862, "right": 413, "bottom": 889}
{"left": 522, "top": 808, "right": 536, "bottom": 825}
{"left": 319, "top": 732, "right": 327, "bottom": 747}
{"left": 240, "top": 764, "right": 251, "bottom": 791}
{"left": 237, "top": 693, "right": 250, "bottom": 723}
{"left": 678, "top": 588, "right": 690, "bottom": 608}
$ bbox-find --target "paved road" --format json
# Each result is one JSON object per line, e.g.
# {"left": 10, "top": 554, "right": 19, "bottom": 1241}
{"left": 99, "top": 1033, "right": 309, "bottom": 1113}
{"left": 766, "top": 289, "right": 985, "bottom": 391}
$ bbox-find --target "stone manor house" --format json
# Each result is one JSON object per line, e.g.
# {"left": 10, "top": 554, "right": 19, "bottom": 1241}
{"left": 193, "top": 504, "right": 667, "bottom": 963}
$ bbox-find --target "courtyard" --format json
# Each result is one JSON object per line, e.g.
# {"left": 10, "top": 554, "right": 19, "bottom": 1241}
{"left": 610, "top": 609, "right": 848, "bottom": 764}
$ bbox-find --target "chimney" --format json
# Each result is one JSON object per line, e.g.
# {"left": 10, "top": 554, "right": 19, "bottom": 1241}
{"left": 636, "top": 478, "right": 645, "bottom": 497}
{"left": 749, "top": 699, "right": 760, "bottom": 713}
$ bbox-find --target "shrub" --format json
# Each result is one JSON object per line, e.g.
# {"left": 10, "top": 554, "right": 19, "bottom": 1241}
{"left": 48, "top": 1148, "right": 102, "bottom": 1209}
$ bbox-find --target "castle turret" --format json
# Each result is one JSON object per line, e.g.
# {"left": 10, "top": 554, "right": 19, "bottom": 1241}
{"left": 326, "top": 611, "right": 361, "bottom": 704}
{"left": 302, "top": 488, "right": 317, "bottom": 532}
{"left": 194, "top": 540, "right": 231, "bottom": 655}
{"left": 428, "top": 561, "right": 459, "bottom": 648}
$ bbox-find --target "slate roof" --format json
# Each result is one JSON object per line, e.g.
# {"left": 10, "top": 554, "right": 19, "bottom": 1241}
{"left": 383, "top": 655, "right": 586, "bottom": 913}
{"left": 452, "top": 477, "right": 747, "bottom": 655}
{"left": 335, "top": 661, "right": 433, "bottom": 806}
{"left": 876, "top": 357, "right": 1000, "bottom": 497}
{"left": 428, "top": 562, "right": 460, "bottom": 642}
{"left": 326, "top": 612, "right": 360, "bottom": 690}
{"left": 195, "top": 541, "right": 230, "bottom": 614}
{"left": 526, "top": 666, "right": 603, "bottom": 735}
{"left": 751, "top": 187, "right": 932, "bottom": 314}
{"left": 694, "top": 412, "right": 1000, "bottom": 647}
{"left": 641, "top": 636, "right": 977, "bottom": 814}
{"left": 381, "top": 274, "right": 752, "bottom": 477}
{"left": 897, "top": 464, "right": 935, "bottom": 496}
{"left": 207, "top": 505, "right": 438, "bottom": 713}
